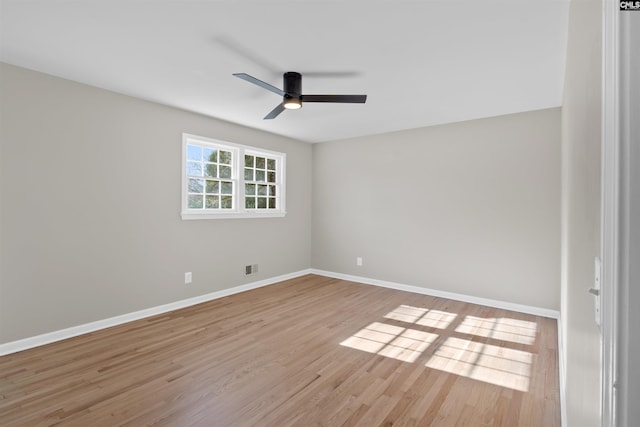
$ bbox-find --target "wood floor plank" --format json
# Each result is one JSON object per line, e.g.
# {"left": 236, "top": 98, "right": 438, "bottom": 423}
{"left": 0, "top": 274, "right": 560, "bottom": 426}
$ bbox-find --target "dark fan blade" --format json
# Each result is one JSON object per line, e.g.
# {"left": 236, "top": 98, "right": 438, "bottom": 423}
{"left": 301, "top": 94, "right": 367, "bottom": 103}
{"left": 264, "top": 103, "right": 285, "bottom": 120}
{"left": 298, "top": 71, "right": 361, "bottom": 78}
{"left": 233, "top": 73, "right": 285, "bottom": 96}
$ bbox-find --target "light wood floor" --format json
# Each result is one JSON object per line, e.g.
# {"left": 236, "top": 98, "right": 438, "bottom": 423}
{"left": 0, "top": 274, "right": 560, "bottom": 426}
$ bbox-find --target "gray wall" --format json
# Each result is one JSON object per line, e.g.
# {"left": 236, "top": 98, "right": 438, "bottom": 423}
{"left": 560, "top": 0, "right": 602, "bottom": 425}
{"left": 0, "top": 61, "right": 566, "bottom": 357}
{"left": 312, "top": 109, "right": 561, "bottom": 310}
{"left": 0, "top": 63, "right": 312, "bottom": 344}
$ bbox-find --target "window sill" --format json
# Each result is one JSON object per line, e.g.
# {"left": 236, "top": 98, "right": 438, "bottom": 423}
{"left": 181, "top": 211, "right": 287, "bottom": 220}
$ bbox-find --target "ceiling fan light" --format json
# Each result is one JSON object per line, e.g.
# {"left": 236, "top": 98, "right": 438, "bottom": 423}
{"left": 283, "top": 97, "right": 302, "bottom": 110}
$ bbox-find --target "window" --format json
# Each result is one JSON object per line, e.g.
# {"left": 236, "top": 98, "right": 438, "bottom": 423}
{"left": 181, "top": 133, "right": 286, "bottom": 219}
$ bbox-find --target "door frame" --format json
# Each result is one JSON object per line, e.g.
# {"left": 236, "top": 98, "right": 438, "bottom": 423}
{"left": 600, "top": 1, "right": 620, "bottom": 425}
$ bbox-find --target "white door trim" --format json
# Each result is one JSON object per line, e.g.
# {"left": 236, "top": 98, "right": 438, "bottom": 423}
{"left": 600, "top": 1, "right": 620, "bottom": 425}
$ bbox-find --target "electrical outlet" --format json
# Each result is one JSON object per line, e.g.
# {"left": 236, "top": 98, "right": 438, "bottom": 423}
{"left": 252, "top": 264, "right": 258, "bottom": 274}
{"left": 185, "top": 272, "right": 192, "bottom": 284}
{"left": 356, "top": 257, "right": 363, "bottom": 266}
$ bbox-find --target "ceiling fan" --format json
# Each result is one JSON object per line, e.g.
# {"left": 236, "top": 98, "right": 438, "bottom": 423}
{"left": 233, "top": 71, "right": 367, "bottom": 120}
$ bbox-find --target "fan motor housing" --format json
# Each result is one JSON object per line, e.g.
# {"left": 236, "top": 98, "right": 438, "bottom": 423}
{"left": 283, "top": 72, "right": 302, "bottom": 96}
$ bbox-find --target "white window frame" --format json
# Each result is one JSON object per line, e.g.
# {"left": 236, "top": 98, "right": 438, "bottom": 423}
{"left": 181, "top": 133, "right": 286, "bottom": 220}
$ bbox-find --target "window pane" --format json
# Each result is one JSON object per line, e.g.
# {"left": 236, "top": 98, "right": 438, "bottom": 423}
{"left": 267, "top": 158, "right": 276, "bottom": 170}
{"left": 206, "top": 180, "right": 219, "bottom": 194}
{"left": 269, "top": 185, "right": 276, "bottom": 196}
{"left": 268, "top": 197, "right": 276, "bottom": 209}
{"left": 205, "top": 195, "right": 219, "bottom": 209}
{"left": 221, "top": 195, "right": 233, "bottom": 209}
{"left": 221, "top": 181, "right": 233, "bottom": 194}
{"left": 267, "top": 171, "right": 276, "bottom": 183}
{"left": 187, "top": 145, "right": 202, "bottom": 161}
{"left": 256, "top": 157, "right": 266, "bottom": 169}
{"left": 257, "top": 197, "right": 267, "bottom": 208}
{"left": 188, "top": 194, "right": 203, "bottom": 209}
{"left": 244, "top": 155, "right": 254, "bottom": 167}
{"left": 219, "top": 150, "right": 232, "bottom": 165}
{"left": 188, "top": 178, "right": 204, "bottom": 193}
{"left": 245, "top": 183, "right": 256, "bottom": 195}
{"left": 258, "top": 185, "right": 268, "bottom": 196}
{"left": 244, "top": 168, "right": 253, "bottom": 181}
{"left": 219, "top": 165, "right": 232, "bottom": 179}
{"left": 245, "top": 197, "right": 256, "bottom": 208}
{"left": 256, "top": 170, "right": 265, "bottom": 182}
{"left": 187, "top": 161, "right": 203, "bottom": 177}
{"left": 205, "top": 163, "right": 217, "bottom": 178}
{"left": 203, "top": 148, "right": 217, "bottom": 163}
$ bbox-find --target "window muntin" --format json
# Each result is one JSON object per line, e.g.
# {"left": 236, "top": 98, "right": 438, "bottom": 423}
{"left": 181, "top": 134, "right": 285, "bottom": 219}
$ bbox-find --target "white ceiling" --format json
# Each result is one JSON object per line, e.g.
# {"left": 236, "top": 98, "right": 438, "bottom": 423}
{"left": 0, "top": 0, "right": 569, "bottom": 143}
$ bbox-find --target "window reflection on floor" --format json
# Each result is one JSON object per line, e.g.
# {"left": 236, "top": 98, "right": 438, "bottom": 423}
{"left": 340, "top": 304, "right": 538, "bottom": 392}
{"left": 455, "top": 315, "right": 538, "bottom": 345}
{"left": 384, "top": 305, "right": 457, "bottom": 329}
{"left": 340, "top": 322, "right": 438, "bottom": 363}
{"left": 425, "top": 337, "right": 532, "bottom": 391}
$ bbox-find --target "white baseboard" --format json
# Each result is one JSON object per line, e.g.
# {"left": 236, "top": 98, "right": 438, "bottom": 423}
{"left": 0, "top": 269, "right": 313, "bottom": 356}
{"left": 0, "top": 268, "right": 560, "bottom": 356}
{"left": 310, "top": 269, "right": 560, "bottom": 319}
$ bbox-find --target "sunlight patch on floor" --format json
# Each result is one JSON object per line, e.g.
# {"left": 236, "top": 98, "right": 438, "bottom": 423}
{"left": 425, "top": 336, "right": 532, "bottom": 391}
{"left": 455, "top": 316, "right": 538, "bottom": 345}
{"left": 340, "top": 321, "right": 438, "bottom": 363}
{"left": 383, "top": 305, "right": 457, "bottom": 329}
{"left": 341, "top": 306, "right": 536, "bottom": 391}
